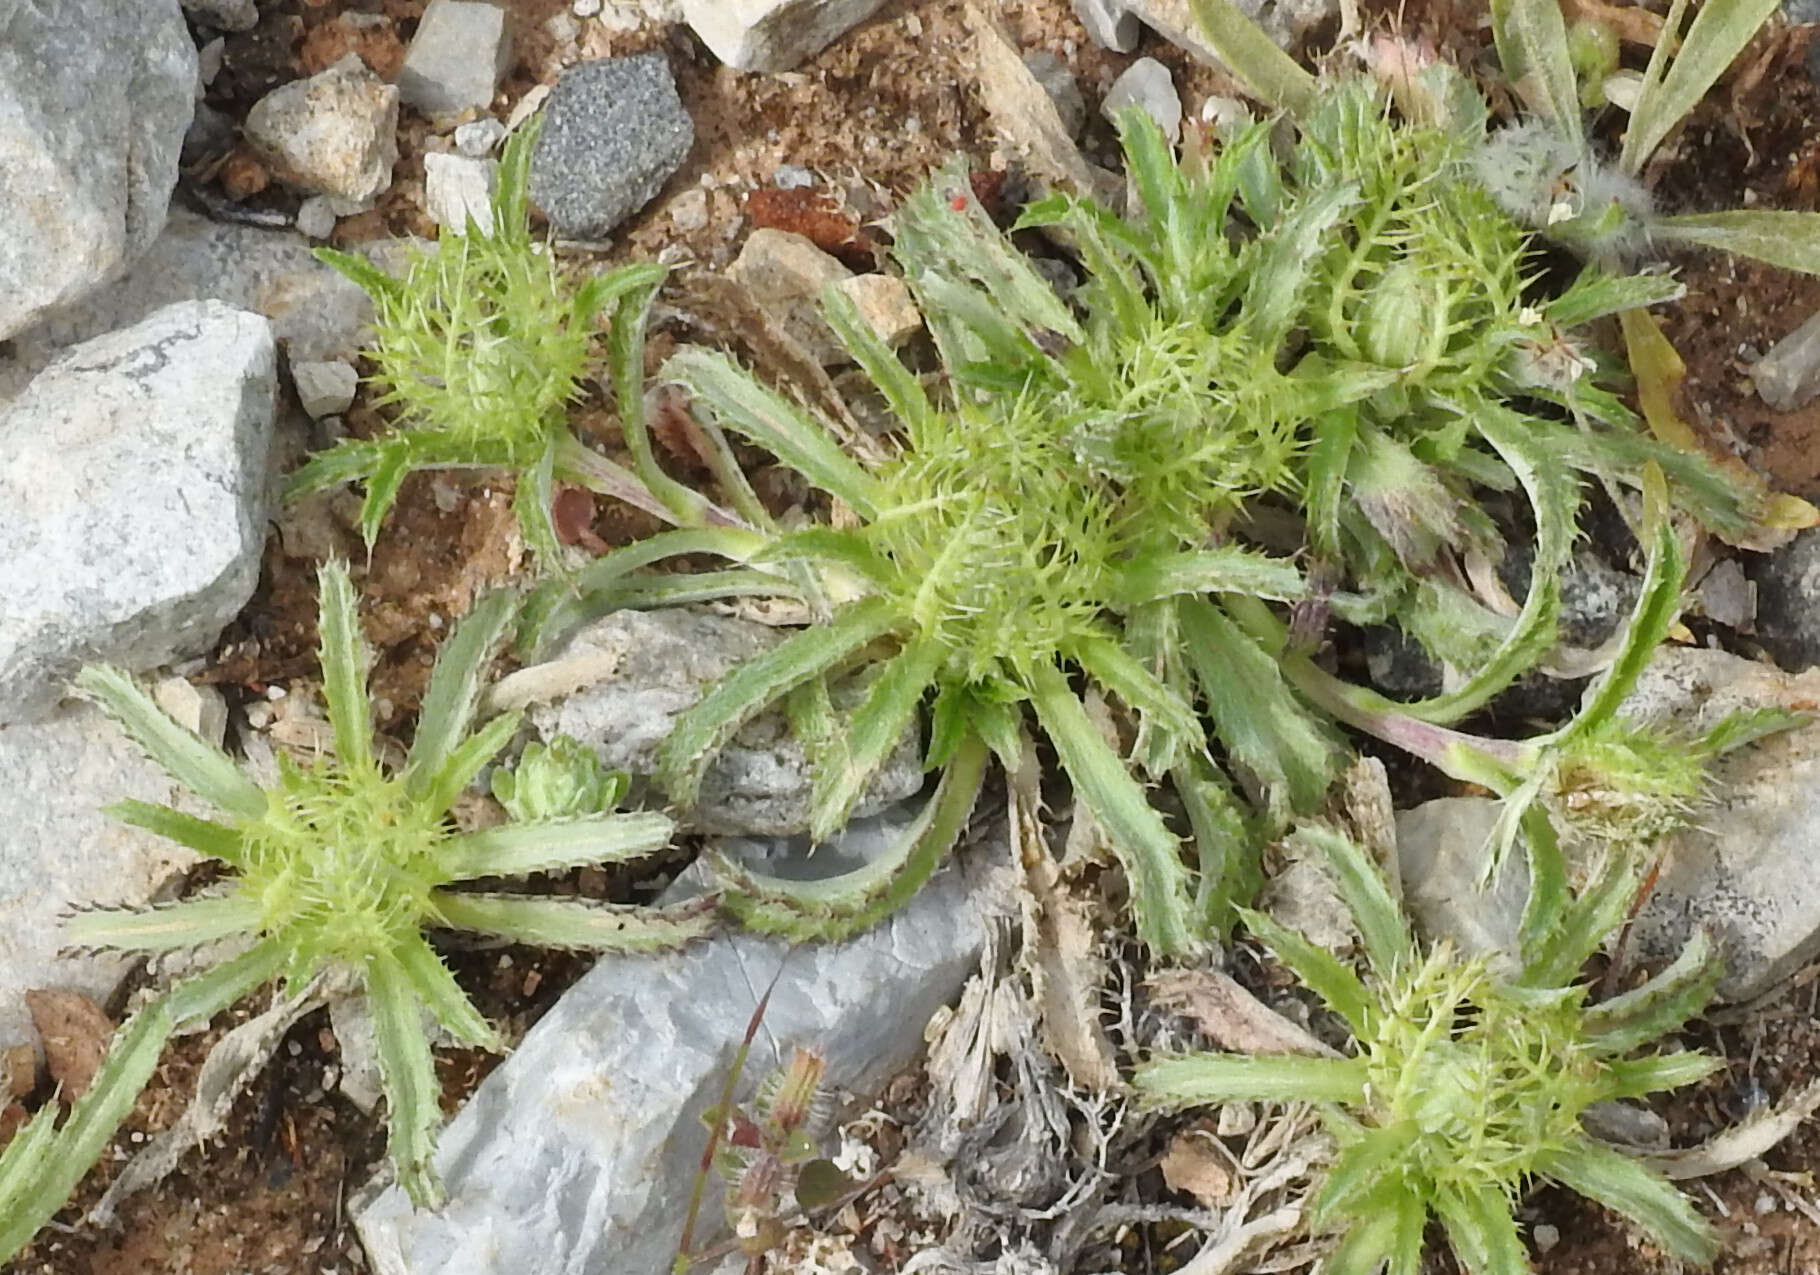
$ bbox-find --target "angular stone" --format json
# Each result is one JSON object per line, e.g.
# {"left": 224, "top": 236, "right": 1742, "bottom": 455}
{"left": 356, "top": 811, "right": 1008, "bottom": 1275}
{"left": 1102, "top": 57, "right": 1182, "bottom": 144}
{"left": 528, "top": 54, "right": 694, "bottom": 240}
{"left": 0, "top": 0, "right": 194, "bottom": 340}
{"left": 489, "top": 608, "right": 923, "bottom": 837}
{"left": 453, "top": 117, "right": 507, "bottom": 158}
{"left": 1617, "top": 648, "right": 1820, "bottom": 1001}
{"left": 1750, "top": 305, "right": 1820, "bottom": 412}
{"left": 1745, "top": 525, "right": 1820, "bottom": 672}
{"left": 423, "top": 152, "right": 499, "bottom": 234}
{"left": 728, "top": 229, "right": 853, "bottom": 365}
{"left": 291, "top": 358, "right": 359, "bottom": 419}
{"left": 244, "top": 54, "right": 400, "bottom": 206}
{"left": 398, "top": 1, "right": 514, "bottom": 119}
{"left": 834, "top": 272, "right": 922, "bottom": 347}
{"left": 0, "top": 703, "right": 198, "bottom": 1055}
{"left": 1394, "top": 797, "right": 1530, "bottom": 978}
{"left": 0, "top": 210, "right": 373, "bottom": 406}
{"left": 0, "top": 301, "right": 277, "bottom": 723}
{"left": 680, "top": 0, "right": 890, "bottom": 72}
{"left": 180, "top": 0, "right": 259, "bottom": 31}
{"left": 1023, "top": 50, "right": 1086, "bottom": 139}
{"left": 1071, "top": 0, "right": 1140, "bottom": 51}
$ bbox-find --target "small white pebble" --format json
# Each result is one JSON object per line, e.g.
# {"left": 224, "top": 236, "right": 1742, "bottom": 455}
{"left": 453, "top": 117, "right": 506, "bottom": 158}
{"left": 245, "top": 702, "right": 275, "bottom": 729}
{"left": 1756, "top": 1192, "right": 1779, "bottom": 1214}
{"left": 572, "top": 0, "right": 601, "bottom": 13}
{"left": 264, "top": 683, "right": 287, "bottom": 701}
{"left": 295, "top": 195, "right": 338, "bottom": 241}
{"left": 498, "top": 953, "right": 514, "bottom": 968}
{"left": 1532, "top": 1224, "right": 1559, "bottom": 1254}
{"left": 130, "top": 1131, "right": 146, "bottom": 1144}
{"left": 373, "top": 697, "right": 394, "bottom": 720}
{"left": 427, "top": 611, "right": 444, "bottom": 631}
{"left": 288, "top": 1039, "right": 303, "bottom": 1057}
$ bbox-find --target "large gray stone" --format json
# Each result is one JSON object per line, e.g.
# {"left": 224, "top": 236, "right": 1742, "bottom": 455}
{"left": 489, "top": 608, "right": 924, "bottom": 836}
{"left": 527, "top": 54, "right": 693, "bottom": 240}
{"left": 1394, "top": 797, "right": 1530, "bottom": 979}
{"left": 0, "top": 209, "right": 374, "bottom": 406}
{"left": 0, "top": 703, "right": 197, "bottom": 1055}
{"left": 1617, "top": 648, "right": 1820, "bottom": 1001}
{"left": 0, "top": 301, "right": 277, "bottom": 723}
{"left": 397, "top": 0, "right": 514, "bottom": 119}
{"left": 680, "top": 0, "right": 889, "bottom": 72}
{"left": 244, "top": 54, "right": 401, "bottom": 207}
{"left": 356, "top": 810, "right": 1007, "bottom": 1275}
{"left": 0, "top": 0, "right": 195, "bottom": 340}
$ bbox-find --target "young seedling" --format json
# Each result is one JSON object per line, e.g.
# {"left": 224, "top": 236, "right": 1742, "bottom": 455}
{"left": 1136, "top": 823, "right": 1725, "bottom": 1275}
{"left": 290, "top": 117, "right": 746, "bottom": 568}
{"left": 0, "top": 562, "right": 713, "bottom": 1264}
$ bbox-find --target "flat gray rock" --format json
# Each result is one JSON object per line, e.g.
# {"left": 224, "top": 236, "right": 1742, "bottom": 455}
{"left": 680, "top": 0, "right": 890, "bottom": 72}
{"left": 0, "top": 209, "right": 373, "bottom": 407}
{"left": 356, "top": 810, "right": 1008, "bottom": 1275}
{"left": 0, "top": 300, "right": 277, "bottom": 723}
{"left": 1394, "top": 797, "right": 1530, "bottom": 979}
{"left": 398, "top": 0, "right": 514, "bottom": 119}
{"left": 0, "top": 703, "right": 197, "bottom": 1055}
{"left": 528, "top": 54, "right": 693, "bottom": 240}
{"left": 0, "top": 0, "right": 195, "bottom": 340}
{"left": 1618, "top": 647, "right": 1820, "bottom": 1001}
{"left": 490, "top": 607, "right": 924, "bottom": 836}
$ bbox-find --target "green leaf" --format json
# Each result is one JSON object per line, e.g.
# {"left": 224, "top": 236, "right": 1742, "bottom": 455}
{"left": 1134, "top": 1052, "right": 1369, "bottom": 1106}
{"left": 364, "top": 950, "right": 447, "bottom": 1209}
{"left": 105, "top": 799, "right": 248, "bottom": 868}
{"left": 391, "top": 932, "right": 501, "bottom": 1050}
{"left": 1600, "top": 1050, "right": 1723, "bottom": 1099}
{"left": 416, "top": 710, "right": 522, "bottom": 821}
{"left": 1314, "top": 1124, "right": 1418, "bottom": 1222}
{"left": 1183, "top": 0, "right": 1316, "bottom": 115}
{"left": 312, "top": 246, "right": 400, "bottom": 302}
{"left": 1114, "top": 547, "right": 1306, "bottom": 607}
{"left": 1068, "top": 631, "right": 1205, "bottom": 753}
{"left": 1236, "top": 905, "right": 1373, "bottom": 1034}
{"left": 1244, "top": 182, "right": 1362, "bottom": 341}
{"left": 357, "top": 444, "right": 416, "bottom": 548}
{"left": 1652, "top": 210, "right": 1820, "bottom": 276}
{"left": 715, "top": 733, "right": 988, "bottom": 942}
{"left": 284, "top": 437, "right": 389, "bottom": 497}
{"left": 406, "top": 587, "right": 521, "bottom": 798}
{"left": 1583, "top": 929, "right": 1722, "bottom": 1055}
{"left": 73, "top": 667, "right": 265, "bottom": 820}
{"left": 1490, "top": 0, "right": 1584, "bottom": 151}
{"left": 1623, "top": 0, "right": 1779, "bottom": 175}
{"left": 665, "top": 346, "right": 883, "bottom": 520}
{"left": 315, "top": 560, "right": 374, "bottom": 774}
{"left": 1537, "top": 1139, "right": 1718, "bottom": 1264}
{"left": 63, "top": 895, "right": 261, "bottom": 953}
{"left": 1294, "top": 825, "right": 1409, "bottom": 978}
{"left": 821, "top": 283, "right": 936, "bottom": 435}
{"left": 810, "top": 638, "right": 941, "bottom": 842}
{"left": 431, "top": 892, "right": 720, "bottom": 951}
{"left": 439, "top": 812, "right": 674, "bottom": 881}
{"left": 1545, "top": 268, "right": 1686, "bottom": 327}
{"left": 1025, "top": 657, "right": 1197, "bottom": 956}
{"left": 1432, "top": 1183, "right": 1530, "bottom": 1275}
{"left": 659, "top": 596, "right": 902, "bottom": 808}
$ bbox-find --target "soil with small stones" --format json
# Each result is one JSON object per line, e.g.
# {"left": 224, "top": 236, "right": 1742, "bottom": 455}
{"left": 11, "top": 1, "right": 1820, "bottom": 1273}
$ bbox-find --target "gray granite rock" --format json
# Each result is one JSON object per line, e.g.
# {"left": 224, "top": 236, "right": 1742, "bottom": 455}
{"left": 291, "top": 358, "right": 359, "bottom": 419}
{"left": 1394, "top": 797, "right": 1529, "bottom": 978}
{"left": 356, "top": 807, "right": 1008, "bottom": 1275}
{"left": 0, "top": 0, "right": 195, "bottom": 340}
{"left": 0, "top": 301, "right": 276, "bottom": 723}
{"left": 1616, "top": 647, "right": 1820, "bottom": 1001}
{"left": 244, "top": 54, "right": 400, "bottom": 207}
{"left": 398, "top": 0, "right": 514, "bottom": 119}
{"left": 680, "top": 0, "right": 889, "bottom": 72}
{"left": 0, "top": 209, "right": 373, "bottom": 406}
{"left": 1749, "top": 306, "right": 1820, "bottom": 412}
{"left": 0, "top": 703, "right": 198, "bottom": 1055}
{"left": 489, "top": 608, "right": 924, "bottom": 836}
{"left": 528, "top": 54, "right": 693, "bottom": 240}
{"left": 1747, "top": 524, "right": 1820, "bottom": 671}
{"left": 423, "top": 152, "right": 499, "bottom": 233}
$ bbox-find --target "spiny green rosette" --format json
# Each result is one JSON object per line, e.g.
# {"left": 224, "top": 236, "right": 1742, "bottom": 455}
{"left": 1136, "top": 826, "right": 1722, "bottom": 1273}
{"left": 59, "top": 561, "right": 700, "bottom": 1212}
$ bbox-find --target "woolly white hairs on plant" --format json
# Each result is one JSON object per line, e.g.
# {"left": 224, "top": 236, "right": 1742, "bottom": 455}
{"left": 1472, "top": 121, "right": 1657, "bottom": 265}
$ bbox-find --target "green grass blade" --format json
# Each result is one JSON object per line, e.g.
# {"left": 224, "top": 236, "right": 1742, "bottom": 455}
{"left": 1584, "top": 929, "right": 1722, "bottom": 1055}
{"left": 1623, "top": 0, "right": 1778, "bottom": 175}
{"left": 431, "top": 891, "right": 719, "bottom": 951}
{"left": 1134, "top": 1052, "right": 1368, "bottom": 1106}
{"left": 1068, "top": 631, "right": 1204, "bottom": 754}
{"left": 810, "top": 638, "right": 941, "bottom": 842}
{"left": 1025, "top": 657, "right": 1196, "bottom": 956}
{"left": 1293, "top": 825, "right": 1409, "bottom": 978}
{"left": 312, "top": 246, "right": 401, "bottom": 302}
{"left": 392, "top": 932, "right": 501, "bottom": 1050}
{"left": 1236, "top": 905, "right": 1373, "bottom": 1034}
{"left": 1184, "top": 0, "right": 1316, "bottom": 115}
{"left": 284, "top": 437, "right": 388, "bottom": 497}
{"left": 315, "top": 561, "right": 374, "bottom": 774}
{"left": 105, "top": 799, "right": 248, "bottom": 867}
{"left": 439, "top": 812, "right": 674, "bottom": 880}
{"left": 1490, "top": 0, "right": 1584, "bottom": 150}
{"left": 659, "top": 596, "right": 901, "bottom": 808}
{"left": 73, "top": 667, "right": 265, "bottom": 820}
{"left": 364, "top": 952, "right": 447, "bottom": 1208}
{"left": 406, "top": 587, "right": 520, "bottom": 797}
{"left": 821, "top": 283, "right": 935, "bottom": 435}
{"left": 1537, "top": 1139, "right": 1718, "bottom": 1264}
{"left": 664, "top": 346, "right": 883, "bottom": 520}
{"left": 63, "top": 895, "right": 260, "bottom": 953}
{"left": 1652, "top": 210, "right": 1820, "bottom": 276}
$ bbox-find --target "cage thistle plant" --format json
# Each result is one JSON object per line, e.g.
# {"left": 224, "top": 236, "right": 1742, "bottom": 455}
{"left": 0, "top": 563, "right": 713, "bottom": 1263}
{"left": 1137, "top": 824, "right": 1725, "bottom": 1274}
